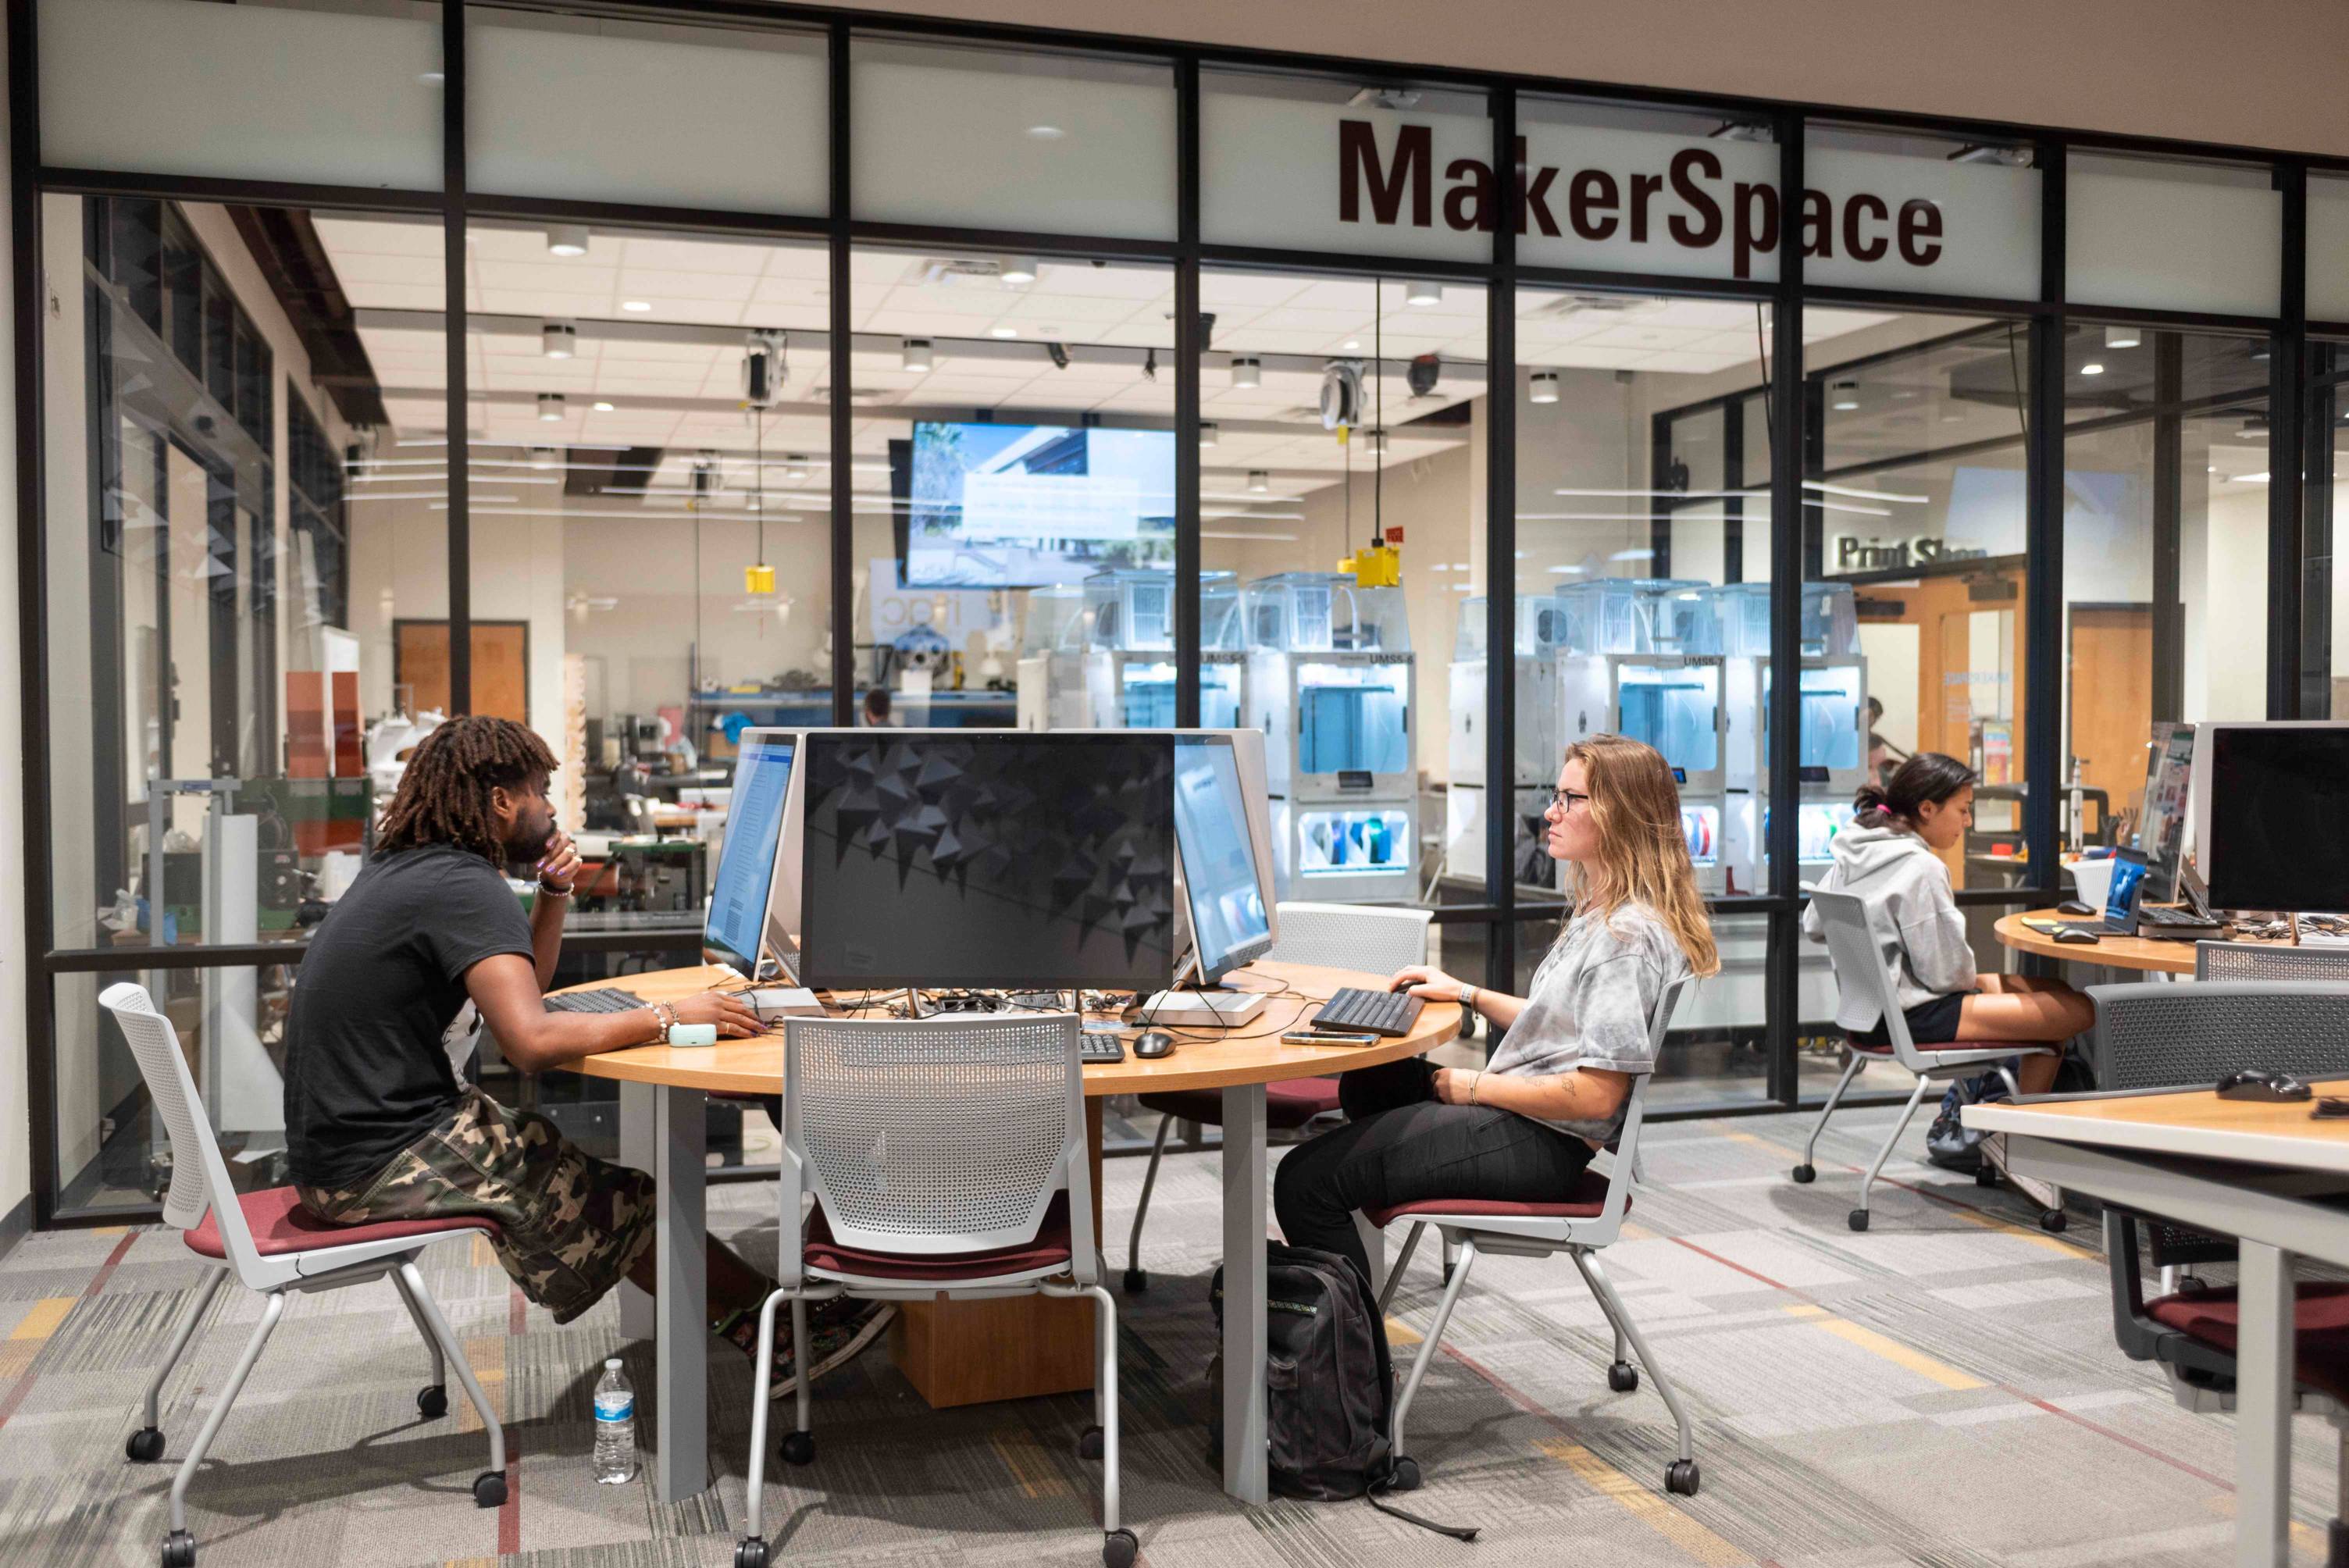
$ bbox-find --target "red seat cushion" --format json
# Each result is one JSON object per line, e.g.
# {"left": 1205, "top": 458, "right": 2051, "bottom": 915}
{"left": 184, "top": 1186, "right": 500, "bottom": 1260}
{"left": 803, "top": 1191, "right": 1073, "bottom": 1282}
{"left": 2147, "top": 1283, "right": 2349, "bottom": 1404}
{"left": 1141, "top": 1078, "right": 1341, "bottom": 1131}
{"left": 1848, "top": 1037, "right": 2044, "bottom": 1057}
{"left": 1364, "top": 1169, "right": 1619, "bottom": 1229}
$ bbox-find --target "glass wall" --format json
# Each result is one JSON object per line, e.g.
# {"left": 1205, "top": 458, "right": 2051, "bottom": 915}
{"left": 18, "top": 0, "right": 2338, "bottom": 1217}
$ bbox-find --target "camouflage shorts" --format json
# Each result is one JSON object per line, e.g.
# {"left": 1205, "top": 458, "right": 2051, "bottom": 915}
{"left": 297, "top": 1086, "right": 655, "bottom": 1325}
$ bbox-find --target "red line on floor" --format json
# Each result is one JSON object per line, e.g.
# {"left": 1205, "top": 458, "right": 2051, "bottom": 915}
{"left": 497, "top": 1433, "right": 521, "bottom": 1555}
{"left": 1666, "top": 1236, "right": 1791, "bottom": 1292}
{"left": 0, "top": 1374, "right": 33, "bottom": 1432}
{"left": 82, "top": 1232, "right": 137, "bottom": 1298}
{"left": 509, "top": 1285, "right": 526, "bottom": 1338}
{"left": 1998, "top": 1384, "right": 2233, "bottom": 1491}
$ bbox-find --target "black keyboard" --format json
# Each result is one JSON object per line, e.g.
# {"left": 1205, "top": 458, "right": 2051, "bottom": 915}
{"left": 545, "top": 987, "right": 647, "bottom": 1014}
{"left": 2138, "top": 905, "right": 2211, "bottom": 928}
{"left": 1312, "top": 987, "right": 1424, "bottom": 1038}
{"left": 1081, "top": 1028, "right": 1126, "bottom": 1064}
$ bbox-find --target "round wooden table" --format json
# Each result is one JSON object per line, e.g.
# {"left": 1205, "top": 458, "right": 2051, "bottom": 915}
{"left": 1993, "top": 908, "right": 2292, "bottom": 976}
{"left": 553, "top": 958, "right": 1459, "bottom": 1508}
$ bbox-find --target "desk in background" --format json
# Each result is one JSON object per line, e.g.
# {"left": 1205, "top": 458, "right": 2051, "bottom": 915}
{"left": 554, "top": 960, "right": 1460, "bottom": 1509}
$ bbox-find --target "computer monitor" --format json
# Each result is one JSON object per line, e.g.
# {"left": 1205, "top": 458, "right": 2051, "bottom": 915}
{"left": 2190, "top": 722, "right": 2349, "bottom": 914}
{"left": 1173, "top": 733, "right": 1273, "bottom": 985}
{"left": 2135, "top": 721, "right": 2196, "bottom": 903}
{"left": 704, "top": 729, "right": 799, "bottom": 976}
{"left": 797, "top": 731, "right": 1178, "bottom": 990}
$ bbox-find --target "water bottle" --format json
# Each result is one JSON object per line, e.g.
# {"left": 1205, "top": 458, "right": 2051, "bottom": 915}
{"left": 593, "top": 1358, "right": 636, "bottom": 1484}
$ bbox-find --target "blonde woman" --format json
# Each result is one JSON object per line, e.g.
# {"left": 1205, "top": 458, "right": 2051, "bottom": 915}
{"left": 1274, "top": 734, "right": 1721, "bottom": 1281}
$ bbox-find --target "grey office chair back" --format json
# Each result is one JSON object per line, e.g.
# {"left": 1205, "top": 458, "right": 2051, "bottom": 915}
{"left": 780, "top": 1011, "right": 1093, "bottom": 1267}
{"left": 1805, "top": 887, "right": 1929, "bottom": 1070}
{"left": 2091, "top": 981, "right": 2349, "bottom": 1090}
{"left": 2195, "top": 940, "right": 2349, "bottom": 984}
{"left": 99, "top": 983, "right": 251, "bottom": 1253}
{"left": 1267, "top": 901, "right": 1431, "bottom": 975}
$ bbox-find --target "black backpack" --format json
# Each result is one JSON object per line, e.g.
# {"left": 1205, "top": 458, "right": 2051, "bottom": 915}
{"left": 1209, "top": 1243, "right": 1475, "bottom": 1539}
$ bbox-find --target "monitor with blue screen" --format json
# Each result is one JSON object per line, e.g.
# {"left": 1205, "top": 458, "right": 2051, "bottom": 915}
{"left": 1174, "top": 733, "right": 1273, "bottom": 985}
{"left": 704, "top": 732, "right": 797, "bottom": 976}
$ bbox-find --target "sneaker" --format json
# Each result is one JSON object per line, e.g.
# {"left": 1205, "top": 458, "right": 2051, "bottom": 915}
{"left": 716, "top": 1297, "right": 896, "bottom": 1399}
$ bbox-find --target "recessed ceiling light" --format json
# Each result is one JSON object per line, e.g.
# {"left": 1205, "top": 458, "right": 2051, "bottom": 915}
{"left": 621, "top": 300, "right": 652, "bottom": 312}
{"left": 419, "top": 71, "right": 445, "bottom": 86}
{"left": 1830, "top": 379, "right": 1859, "bottom": 412}
{"left": 1529, "top": 370, "right": 1560, "bottom": 404}
{"left": 2105, "top": 325, "right": 2143, "bottom": 349}
{"left": 902, "top": 339, "right": 934, "bottom": 373}
{"left": 1248, "top": 470, "right": 1269, "bottom": 494}
{"left": 546, "top": 224, "right": 590, "bottom": 258}
{"left": 1404, "top": 280, "right": 1443, "bottom": 308}
{"left": 1230, "top": 356, "right": 1261, "bottom": 390}
{"left": 2080, "top": 362, "right": 2105, "bottom": 376}
{"left": 1342, "top": 339, "right": 1360, "bottom": 351}
{"left": 591, "top": 401, "right": 615, "bottom": 412}
{"left": 1026, "top": 124, "right": 1065, "bottom": 140}
{"left": 990, "top": 326, "right": 1019, "bottom": 339}
{"left": 537, "top": 393, "right": 565, "bottom": 422}
{"left": 1199, "top": 421, "right": 1220, "bottom": 447}
{"left": 541, "top": 320, "right": 576, "bottom": 359}
{"left": 1000, "top": 256, "right": 1039, "bottom": 286}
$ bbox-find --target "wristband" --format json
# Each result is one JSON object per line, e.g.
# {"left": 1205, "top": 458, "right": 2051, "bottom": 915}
{"left": 1468, "top": 1071, "right": 1481, "bottom": 1107}
{"left": 1460, "top": 983, "right": 1477, "bottom": 1015}
{"left": 537, "top": 878, "right": 572, "bottom": 898}
{"left": 647, "top": 1002, "right": 675, "bottom": 1042}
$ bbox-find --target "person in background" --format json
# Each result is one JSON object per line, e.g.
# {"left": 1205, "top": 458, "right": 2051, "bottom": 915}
{"left": 283, "top": 715, "right": 890, "bottom": 1398}
{"left": 1866, "top": 696, "right": 1909, "bottom": 787}
{"left": 1802, "top": 751, "right": 2092, "bottom": 1205}
{"left": 1273, "top": 734, "right": 1720, "bottom": 1285}
{"left": 861, "top": 687, "right": 893, "bottom": 728}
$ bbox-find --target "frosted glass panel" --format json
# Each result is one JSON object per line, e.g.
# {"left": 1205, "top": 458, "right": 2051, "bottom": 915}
{"left": 41, "top": 0, "right": 440, "bottom": 190}
{"left": 470, "top": 15, "right": 825, "bottom": 216}
{"left": 854, "top": 41, "right": 1176, "bottom": 241}
{"left": 2068, "top": 153, "right": 2280, "bottom": 317}
{"left": 2312, "top": 176, "right": 2349, "bottom": 323}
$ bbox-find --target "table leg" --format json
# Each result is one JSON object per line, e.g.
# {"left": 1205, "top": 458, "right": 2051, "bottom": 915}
{"left": 654, "top": 1084, "right": 710, "bottom": 1504}
{"left": 2237, "top": 1239, "right": 2293, "bottom": 1568}
{"left": 1221, "top": 1082, "right": 1267, "bottom": 1506}
{"left": 618, "top": 1082, "right": 654, "bottom": 1342}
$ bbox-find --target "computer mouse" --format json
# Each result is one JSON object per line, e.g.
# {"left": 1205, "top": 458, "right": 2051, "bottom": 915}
{"left": 1133, "top": 1030, "right": 1177, "bottom": 1060}
{"left": 2053, "top": 927, "right": 2101, "bottom": 945}
{"left": 2217, "top": 1068, "right": 2312, "bottom": 1103}
{"left": 2057, "top": 900, "right": 2096, "bottom": 916}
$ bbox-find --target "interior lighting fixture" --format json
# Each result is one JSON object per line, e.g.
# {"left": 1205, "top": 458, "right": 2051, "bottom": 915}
{"left": 591, "top": 401, "right": 615, "bottom": 412}
{"left": 621, "top": 299, "right": 652, "bottom": 312}
{"left": 1026, "top": 124, "right": 1064, "bottom": 139}
{"left": 1247, "top": 470, "right": 1270, "bottom": 494}
{"left": 1230, "top": 356, "right": 1262, "bottom": 390}
{"left": 2105, "top": 325, "right": 2143, "bottom": 349}
{"left": 990, "top": 325, "right": 1020, "bottom": 339}
{"left": 1199, "top": 421, "right": 1220, "bottom": 447}
{"left": 1000, "top": 256, "right": 1039, "bottom": 286}
{"left": 2080, "top": 362, "right": 2105, "bottom": 376}
{"left": 784, "top": 454, "right": 811, "bottom": 483}
{"left": 546, "top": 224, "right": 590, "bottom": 258}
{"left": 1529, "top": 370, "right": 1561, "bottom": 404}
{"left": 1830, "top": 380, "right": 1860, "bottom": 412}
{"left": 1342, "top": 339, "right": 1360, "bottom": 351}
{"left": 901, "top": 339, "right": 933, "bottom": 373}
{"left": 537, "top": 393, "right": 565, "bottom": 422}
{"left": 1364, "top": 427, "right": 1388, "bottom": 455}
{"left": 2242, "top": 414, "right": 2272, "bottom": 437}
{"left": 528, "top": 447, "right": 556, "bottom": 470}
{"left": 1404, "top": 280, "right": 1443, "bottom": 308}
{"left": 541, "top": 320, "right": 577, "bottom": 359}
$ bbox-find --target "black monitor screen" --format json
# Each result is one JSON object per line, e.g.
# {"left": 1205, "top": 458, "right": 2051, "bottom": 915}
{"left": 798, "top": 732, "right": 1177, "bottom": 989}
{"left": 1173, "top": 735, "right": 1271, "bottom": 985}
{"left": 2137, "top": 722, "right": 2196, "bottom": 903}
{"left": 2206, "top": 726, "right": 2349, "bottom": 913}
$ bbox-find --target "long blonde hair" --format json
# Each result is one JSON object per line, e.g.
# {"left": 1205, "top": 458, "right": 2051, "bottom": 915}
{"left": 1560, "top": 733, "right": 1720, "bottom": 977}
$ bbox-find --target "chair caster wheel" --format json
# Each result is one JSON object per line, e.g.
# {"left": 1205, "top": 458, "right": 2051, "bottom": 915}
{"left": 1976, "top": 1166, "right": 2001, "bottom": 1188}
{"left": 127, "top": 1427, "right": 166, "bottom": 1463}
{"left": 1103, "top": 1527, "right": 1139, "bottom": 1568}
{"left": 1790, "top": 1164, "right": 1816, "bottom": 1185}
{"left": 417, "top": 1384, "right": 448, "bottom": 1419}
{"left": 1122, "top": 1267, "right": 1147, "bottom": 1294}
{"left": 2180, "top": 1275, "right": 2211, "bottom": 1295}
{"left": 1078, "top": 1424, "right": 1104, "bottom": 1461}
{"left": 472, "top": 1471, "right": 507, "bottom": 1509}
{"left": 2327, "top": 1516, "right": 2347, "bottom": 1568}
{"left": 735, "top": 1536, "right": 772, "bottom": 1568}
{"left": 1665, "top": 1458, "right": 1700, "bottom": 1495}
{"left": 2039, "top": 1210, "right": 2066, "bottom": 1234}
{"left": 161, "top": 1527, "right": 197, "bottom": 1567}
{"left": 779, "top": 1430, "right": 815, "bottom": 1466}
{"left": 1388, "top": 1456, "right": 1422, "bottom": 1492}
{"left": 1608, "top": 1362, "right": 1639, "bottom": 1393}
{"left": 1848, "top": 1210, "right": 1870, "bottom": 1232}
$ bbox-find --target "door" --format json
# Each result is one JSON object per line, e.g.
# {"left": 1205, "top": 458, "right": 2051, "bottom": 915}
{"left": 394, "top": 621, "right": 530, "bottom": 724}
{"left": 2067, "top": 605, "right": 2154, "bottom": 822}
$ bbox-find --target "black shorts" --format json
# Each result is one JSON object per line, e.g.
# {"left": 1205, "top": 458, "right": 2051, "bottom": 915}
{"left": 1853, "top": 991, "right": 1966, "bottom": 1048}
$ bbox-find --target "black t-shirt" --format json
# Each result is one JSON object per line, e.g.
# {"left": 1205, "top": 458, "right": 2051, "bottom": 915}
{"left": 284, "top": 843, "right": 536, "bottom": 1190}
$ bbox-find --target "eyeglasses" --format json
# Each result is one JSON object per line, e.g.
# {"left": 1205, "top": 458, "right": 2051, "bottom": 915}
{"left": 1548, "top": 788, "right": 1593, "bottom": 814}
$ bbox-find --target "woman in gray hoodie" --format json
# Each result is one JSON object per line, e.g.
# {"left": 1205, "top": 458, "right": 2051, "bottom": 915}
{"left": 1802, "top": 752, "right": 2091, "bottom": 1095}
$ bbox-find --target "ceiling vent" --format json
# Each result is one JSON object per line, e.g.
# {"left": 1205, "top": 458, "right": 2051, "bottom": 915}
{"left": 1524, "top": 293, "right": 1660, "bottom": 319}
{"left": 909, "top": 256, "right": 1014, "bottom": 287}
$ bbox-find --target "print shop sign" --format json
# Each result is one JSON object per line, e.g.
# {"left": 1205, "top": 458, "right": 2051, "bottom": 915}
{"left": 1202, "top": 98, "right": 2039, "bottom": 298}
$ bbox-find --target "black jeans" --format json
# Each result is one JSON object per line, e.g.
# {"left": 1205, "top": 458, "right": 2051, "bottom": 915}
{"left": 1271, "top": 1057, "right": 1595, "bottom": 1284}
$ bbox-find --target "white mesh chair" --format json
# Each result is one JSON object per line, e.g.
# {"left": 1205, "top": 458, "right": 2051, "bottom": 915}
{"left": 2197, "top": 939, "right": 2349, "bottom": 983}
{"left": 1121, "top": 900, "right": 1434, "bottom": 1294}
{"left": 98, "top": 983, "right": 506, "bottom": 1568}
{"left": 1798, "top": 889, "right": 2065, "bottom": 1232}
{"left": 1361, "top": 975, "right": 1699, "bottom": 1497}
{"left": 738, "top": 1013, "right": 1129, "bottom": 1568}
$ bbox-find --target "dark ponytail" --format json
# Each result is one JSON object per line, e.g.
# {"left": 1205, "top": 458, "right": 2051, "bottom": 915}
{"left": 1855, "top": 751, "right": 1977, "bottom": 829}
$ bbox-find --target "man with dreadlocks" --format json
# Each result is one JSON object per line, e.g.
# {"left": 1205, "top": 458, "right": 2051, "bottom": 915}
{"left": 284, "top": 715, "right": 890, "bottom": 1395}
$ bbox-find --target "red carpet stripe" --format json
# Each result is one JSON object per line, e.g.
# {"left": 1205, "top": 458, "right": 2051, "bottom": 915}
{"left": 510, "top": 1285, "right": 527, "bottom": 1338}
{"left": 83, "top": 1233, "right": 137, "bottom": 1298}
{"left": 1667, "top": 1236, "right": 1791, "bottom": 1292}
{"left": 0, "top": 1373, "right": 33, "bottom": 1431}
{"left": 497, "top": 1434, "right": 521, "bottom": 1555}
{"left": 1998, "top": 1384, "right": 2233, "bottom": 1490}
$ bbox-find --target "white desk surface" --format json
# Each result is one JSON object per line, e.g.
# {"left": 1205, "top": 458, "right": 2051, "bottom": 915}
{"left": 1965, "top": 1081, "right": 2349, "bottom": 1176}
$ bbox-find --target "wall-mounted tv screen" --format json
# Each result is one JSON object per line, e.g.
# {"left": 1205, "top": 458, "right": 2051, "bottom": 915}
{"left": 893, "top": 422, "right": 1174, "bottom": 589}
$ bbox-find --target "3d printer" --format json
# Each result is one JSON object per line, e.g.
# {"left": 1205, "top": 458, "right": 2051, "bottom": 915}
{"left": 1078, "top": 568, "right": 1246, "bottom": 731}
{"left": 1447, "top": 593, "right": 1569, "bottom": 892}
{"left": 1716, "top": 581, "right": 1866, "bottom": 895}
